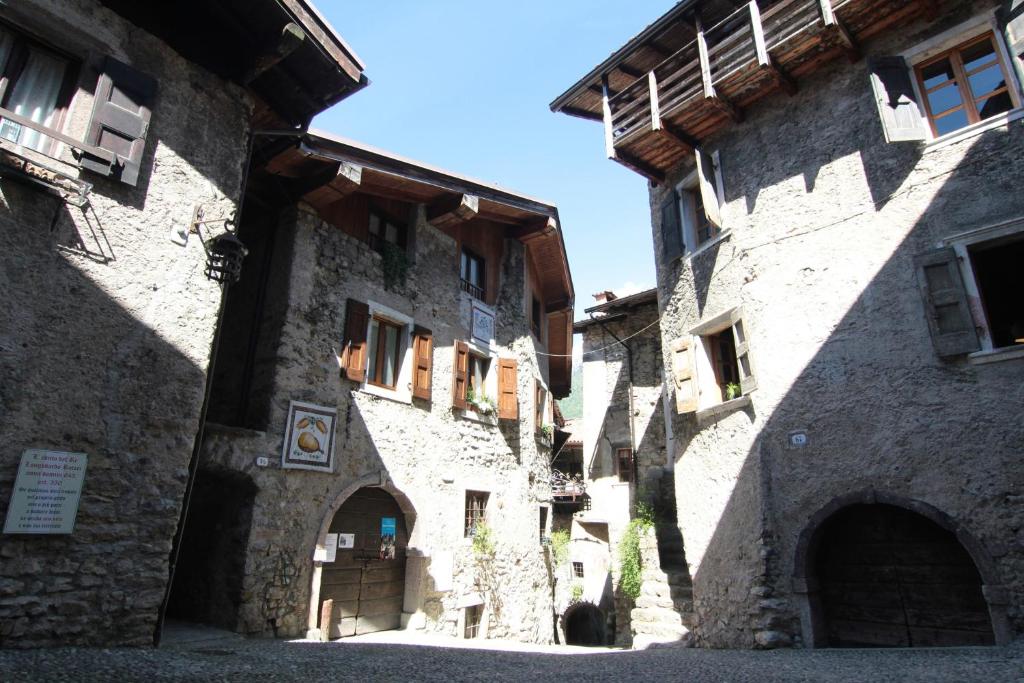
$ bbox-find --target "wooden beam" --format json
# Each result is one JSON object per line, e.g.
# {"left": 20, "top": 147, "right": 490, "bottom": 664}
{"left": 765, "top": 63, "right": 798, "bottom": 96}
{"left": 601, "top": 74, "right": 616, "bottom": 159}
{"left": 545, "top": 298, "right": 572, "bottom": 314}
{"left": 509, "top": 215, "right": 557, "bottom": 242}
{"left": 649, "top": 70, "right": 697, "bottom": 153}
{"left": 707, "top": 96, "right": 743, "bottom": 123}
{"left": 243, "top": 22, "right": 306, "bottom": 84}
{"left": 749, "top": 1, "right": 769, "bottom": 67}
{"left": 818, "top": 0, "right": 836, "bottom": 26}
{"left": 590, "top": 83, "right": 619, "bottom": 98}
{"left": 300, "top": 161, "right": 362, "bottom": 204}
{"left": 696, "top": 16, "right": 716, "bottom": 99}
{"left": 617, "top": 63, "right": 645, "bottom": 79}
{"left": 427, "top": 193, "right": 479, "bottom": 229}
{"left": 648, "top": 71, "right": 662, "bottom": 130}
{"left": 614, "top": 150, "right": 665, "bottom": 184}
{"left": 645, "top": 40, "right": 673, "bottom": 58}
{"left": 560, "top": 105, "right": 603, "bottom": 122}
{"left": 830, "top": 21, "right": 861, "bottom": 62}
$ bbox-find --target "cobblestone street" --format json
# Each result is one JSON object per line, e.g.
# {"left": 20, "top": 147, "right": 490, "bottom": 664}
{"left": 2, "top": 632, "right": 1023, "bottom": 683}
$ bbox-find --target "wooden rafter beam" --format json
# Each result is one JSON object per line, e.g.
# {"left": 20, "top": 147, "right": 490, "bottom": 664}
{"left": 561, "top": 105, "right": 603, "bottom": 122}
{"left": 819, "top": 0, "right": 860, "bottom": 61}
{"left": 427, "top": 193, "right": 479, "bottom": 229}
{"left": 645, "top": 40, "right": 673, "bottom": 58}
{"left": 509, "top": 215, "right": 557, "bottom": 242}
{"left": 545, "top": 298, "right": 572, "bottom": 314}
{"left": 293, "top": 161, "right": 362, "bottom": 204}
{"left": 243, "top": 22, "right": 306, "bottom": 84}
{"left": 614, "top": 150, "right": 665, "bottom": 184}
{"left": 617, "top": 63, "right": 645, "bottom": 79}
{"left": 748, "top": 3, "right": 797, "bottom": 96}
{"left": 590, "top": 83, "right": 619, "bottom": 98}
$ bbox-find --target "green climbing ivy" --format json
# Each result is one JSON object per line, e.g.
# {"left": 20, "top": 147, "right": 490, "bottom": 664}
{"left": 381, "top": 242, "right": 409, "bottom": 291}
{"left": 549, "top": 529, "right": 570, "bottom": 566}
{"left": 472, "top": 521, "right": 495, "bottom": 557}
{"left": 618, "top": 516, "right": 654, "bottom": 600}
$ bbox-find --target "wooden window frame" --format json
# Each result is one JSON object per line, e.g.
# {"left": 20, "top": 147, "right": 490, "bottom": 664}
{"left": 367, "top": 207, "right": 407, "bottom": 253}
{"left": 366, "top": 315, "right": 404, "bottom": 390}
{"left": 572, "top": 561, "right": 584, "bottom": 579}
{"left": 914, "top": 32, "right": 1015, "bottom": 138}
{"left": 466, "top": 351, "right": 491, "bottom": 403}
{"left": 464, "top": 490, "right": 489, "bottom": 538}
{"left": 531, "top": 296, "right": 542, "bottom": 339}
{"left": 464, "top": 604, "right": 483, "bottom": 639}
{"left": 460, "top": 247, "right": 486, "bottom": 300}
{"left": 616, "top": 448, "right": 634, "bottom": 483}
{"left": 0, "top": 21, "right": 80, "bottom": 159}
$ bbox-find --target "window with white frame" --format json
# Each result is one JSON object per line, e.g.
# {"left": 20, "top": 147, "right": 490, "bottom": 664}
{"left": 671, "top": 307, "right": 757, "bottom": 416}
{"left": 339, "top": 299, "right": 421, "bottom": 402}
{"left": 869, "top": 13, "right": 1023, "bottom": 143}
{"left": 915, "top": 221, "right": 1024, "bottom": 359}
{"left": 660, "top": 149, "right": 723, "bottom": 262}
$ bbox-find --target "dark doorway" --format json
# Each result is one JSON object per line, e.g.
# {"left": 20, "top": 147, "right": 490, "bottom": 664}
{"left": 813, "top": 504, "right": 994, "bottom": 647}
{"left": 319, "top": 487, "right": 408, "bottom": 638}
{"left": 166, "top": 468, "right": 256, "bottom": 630}
{"left": 564, "top": 603, "right": 606, "bottom": 646}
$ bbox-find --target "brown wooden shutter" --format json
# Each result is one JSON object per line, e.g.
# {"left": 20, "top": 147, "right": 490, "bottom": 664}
{"left": 412, "top": 326, "right": 433, "bottom": 401}
{"left": 914, "top": 247, "right": 980, "bottom": 357}
{"left": 730, "top": 311, "right": 757, "bottom": 395}
{"left": 497, "top": 358, "right": 518, "bottom": 420}
{"left": 695, "top": 148, "right": 722, "bottom": 227}
{"left": 671, "top": 336, "right": 698, "bottom": 414}
{"left": 868, "top": 56, "right": 928, "bottom": 143}
{"left": 80, "top": 56, "right": 157, "bottom": 186}
{"left": 452, "top": 341, "right": 469, "bottom": 409}
{"left": 341, "top": 299, "right": 369, "bottom": 382}
{"left": 660, "top": 191, "right": 683, "bottom": 261}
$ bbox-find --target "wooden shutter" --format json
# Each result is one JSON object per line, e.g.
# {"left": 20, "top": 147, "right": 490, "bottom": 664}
{"left": 497, "top": 358, "right": 518, "bottom": 421}
{"left": 868, "top": 56, "right": 928, "bottom": 143}
{"left": 1001, "top": 1, "right": 1024, "bottom": 86}
{"left": 671, "top": 336, "right": 698, "bottom": 414}
{"left": 80, "top": 56, "right": 157, "bottom": 186}
{"left": 913, "top": 247, "right": 980, "bottom": 357}
{"left": 730, "top": 310, "right": 757, "bottom": 395}
{"left": 412, "top": 326, "right": 433, "bottom": 401}
{"left": 695, "top": 148, "right": 722, "bottom": 227}
{"left": 452, "top": 341, "right": 469, "bottom": 409}
{"left": 660, "top": 190, "right": 683, "bottom": 261}
{"left": 341, "top": 299, "right": 369, "bottom": 382}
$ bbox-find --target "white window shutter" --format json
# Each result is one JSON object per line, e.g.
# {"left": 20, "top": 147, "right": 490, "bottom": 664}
{"left": 999, "top": 1, "right": 1024, "bottom": 87}
{"left": 671, "top": 337, "right": 698, "bottom": 414}
{"left": 695, "top": 148, "right": 722, "bottom": 227}
{"left": 868, "top": 56, "right": 928, "bottom": 143}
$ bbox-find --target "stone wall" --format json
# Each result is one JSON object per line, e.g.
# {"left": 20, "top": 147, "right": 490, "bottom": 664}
{"left": 199, "top": 201, "right": 556, "bottom": 642}
{"left": 649, "top": 0, "right": 1024, "bottom": 648}
{"left": 0, "top": 0, "right": 250, "bottom": 647}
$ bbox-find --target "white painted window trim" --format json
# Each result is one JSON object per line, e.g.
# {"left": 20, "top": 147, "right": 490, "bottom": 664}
{"left": 687, "top": 306, "right": 752, "bottom": 414}
{"left": 456, "top": 339, "right": 500, "bottom": 423}
{"left": 902, "top": 10, "right": 1024, "bottom": 147}
{"left": 359, "top": 300, "right": 415, "bottom": 404}
{"left": 460, "top": 482, "right": 494, "bottom": 546}
{"left": 939, "top": 217, "right": 1024, "bottom": 359}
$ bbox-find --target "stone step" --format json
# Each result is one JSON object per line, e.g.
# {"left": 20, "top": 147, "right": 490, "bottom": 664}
{"left": 631, "top": 620, "right": 689, "bottom": 638}
{"left": 630, "top": 607, "right": 687, "bottom": 626}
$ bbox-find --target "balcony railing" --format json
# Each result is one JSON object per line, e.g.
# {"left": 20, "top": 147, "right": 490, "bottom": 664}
{"left": 460, "top": 278, "right": 484, "bottom": 300}
{"left": 602, "top": 0, "right": 927, "bottom": 179}
{"left": 551, "top": 470, "right": 587, "bottom": 503}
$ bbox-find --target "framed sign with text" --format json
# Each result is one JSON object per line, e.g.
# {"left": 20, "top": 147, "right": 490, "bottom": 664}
{"left": 281, "top": 401, "right": 337, "bottom": 473}
{"left": 3, "top": 450, "right": 87, "bottom": 534}
{"left": 471, "top": 303, "right": 495, "bottom": 346}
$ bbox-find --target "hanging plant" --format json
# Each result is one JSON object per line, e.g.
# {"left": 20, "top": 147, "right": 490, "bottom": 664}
{"left": 381, "top": 242, "right": 409, "bottom": 291}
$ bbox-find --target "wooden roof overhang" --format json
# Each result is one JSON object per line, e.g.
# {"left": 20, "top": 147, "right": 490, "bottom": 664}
{"left": 251, "top": 132, "right": 577, "bottom": 397}
{"left": 98, "top": 0, "right": 367, "bottom": 129}
{"left": 551, "top": 0, "right": 937, "bottom": 182}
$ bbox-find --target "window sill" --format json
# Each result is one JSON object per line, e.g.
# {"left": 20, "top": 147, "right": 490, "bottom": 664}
{"left": 357, "top": 384, "right": 412, "bottom": 405}
{"left": 695, "top": 395, "right": 751, "bottom": 424}
{"left": 670, "top": 230, "right": 732, "bottom": 266}
{"left": 457, "top": 408, "right": 498, "bottom": 426}
{"left": 968, "top": 344, "right": 1024, "bottom": 365}
{"left": 923, "top": 108, "right": 1024, "bottom": 152}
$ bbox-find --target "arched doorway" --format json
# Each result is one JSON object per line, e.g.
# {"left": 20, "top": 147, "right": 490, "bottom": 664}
{"left": 810, "top": 503, "right": 994, "bottom": 647}
{"left": 318, "top": 486, "right": 409, "bottom": 638}
{"left": 563, "top": 602, "right": 606, "bottom": 646}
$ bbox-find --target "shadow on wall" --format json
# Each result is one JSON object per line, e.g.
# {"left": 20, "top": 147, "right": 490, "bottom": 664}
{"left": 0, "top": 180, "right": 210, "bottom": 647}
{"left": 673, "top": 119, "right": 1024, "bottom": 648}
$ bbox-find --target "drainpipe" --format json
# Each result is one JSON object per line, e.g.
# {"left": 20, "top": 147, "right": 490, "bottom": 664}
{"left": 153, "top": 125, "right": 304, "bottom": 646}
{"left": 591, "top": 314, "right": 639, "bottom": 498}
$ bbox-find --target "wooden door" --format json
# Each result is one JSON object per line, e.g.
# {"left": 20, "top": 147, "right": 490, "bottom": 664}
{"left": 816, "top": 504, "right": 994, "bottom": 647}
{"left": 319, "top": 487, "right": 408, "bottom": 638}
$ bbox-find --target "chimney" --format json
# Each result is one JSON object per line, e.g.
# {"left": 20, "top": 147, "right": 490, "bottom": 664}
{"left": 592, "top": 290, "right": 617, "bottom": 304}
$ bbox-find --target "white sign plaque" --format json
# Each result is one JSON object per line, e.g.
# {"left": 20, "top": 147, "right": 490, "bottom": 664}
{"left": 337, "top": 533, "right": 355, "bottom": 549}
{"left": 471, "top": 304, "right": 495, "bottom": 346}
{"left": 281, "top": 401, "right": 337, "bottom": 472}
{"left": 3, "top": 450, "right": 87, "bottom": 535}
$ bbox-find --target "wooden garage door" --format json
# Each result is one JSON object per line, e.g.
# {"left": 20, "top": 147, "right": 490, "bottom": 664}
{"left": 816, "top": 504, "right": 994, "bottom": 647}
{"left": 319, "top": 487, "right": 408, "bottom": 638}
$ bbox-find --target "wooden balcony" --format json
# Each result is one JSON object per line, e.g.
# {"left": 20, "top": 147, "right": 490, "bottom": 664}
{"left": 553, "top": 0, "right": 936, "bottom": 182}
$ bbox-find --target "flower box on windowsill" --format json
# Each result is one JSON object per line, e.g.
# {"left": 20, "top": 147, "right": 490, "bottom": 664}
{"left": 457, "top": 407, "right": 498, "bottom": 426}
{"left": 535, "top": 431, "right": 552, "bottom": 448}
{"left": 695, "top": 394, "right": 752, "bottom": 424}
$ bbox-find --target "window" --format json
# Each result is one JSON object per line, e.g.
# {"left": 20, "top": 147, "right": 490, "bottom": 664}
{"left": 539, "top": 507, "right": 548, "bottom": 544}
{"left": 0, "top": 23, "right": 73, "bottom": 155}
{"left": 465, "top": 490, "right": 489, "bottom": 537}
{"left": 616, "top": 448, "right": 634, "bottom": 483}
{"left": 534, "top": 380, "right": 550, "bottom": 434}
{"left": 368, "top": 209, "right": 406, "bottom": 253}
{"left": 572, "top": 561, "right": 585, "bottom": 579}
{"left": 467, "top": 352, "right": 490, "bottom": 404}
{"left": 915, "top": 225, "right": 1024, "bottom": 358}
{"left": 531, "top": 296, "right": 542, "bottom": 339}
{"left": 661, "top": 149, "right": 723, "bottom": 262}
{"left": 366, "top": 316, "right": 403, "bottom": 389}
{"left": 673, "top": 308, "right": 757, "bottom": 415}
{"left": 464, "top": 604, "right": 483, "bottom": 639}
{"left": 460, "top": 247, "right": 485, "bottom": 300}
{"left": 915, "top": 33, "right": 1014, "bottom": 137}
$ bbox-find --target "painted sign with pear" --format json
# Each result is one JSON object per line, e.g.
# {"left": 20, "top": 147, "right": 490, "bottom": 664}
{"left": 281, "top": 400, "right": 337, "bottom": 472}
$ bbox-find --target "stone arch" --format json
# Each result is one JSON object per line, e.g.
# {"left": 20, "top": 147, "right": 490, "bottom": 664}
{"left": 562, "top": 601, "right": 607, "bottom": 646}
{"left": 792, "top": 490, "right": 1012, "bottom": 647}
{"left": 305, "top": 471, "right": 419, "bottom": 637}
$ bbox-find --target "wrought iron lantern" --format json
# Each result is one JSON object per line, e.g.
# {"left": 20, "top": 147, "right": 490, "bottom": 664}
{"left": 204, "top": 230, "right": 248, "bottom": 284}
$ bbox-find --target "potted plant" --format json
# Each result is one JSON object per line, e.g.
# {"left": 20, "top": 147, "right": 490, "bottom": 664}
{"left": 725, "top": 382, "right": 742, "bottom": 401}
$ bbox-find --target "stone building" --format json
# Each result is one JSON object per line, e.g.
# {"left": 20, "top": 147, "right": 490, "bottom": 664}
{"left": 0, "top": 0, "right": 365, "bottom": 647}
{"left": 554, "top": 0, "right": 1024, "bottom": 649}
{"left": 165, "top": 132, "right": 576, "bottom": 643}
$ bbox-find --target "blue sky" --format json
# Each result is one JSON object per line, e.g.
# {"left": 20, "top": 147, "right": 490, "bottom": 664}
{"left": 312, "top": 1, "right": 677, "bottom": 328}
